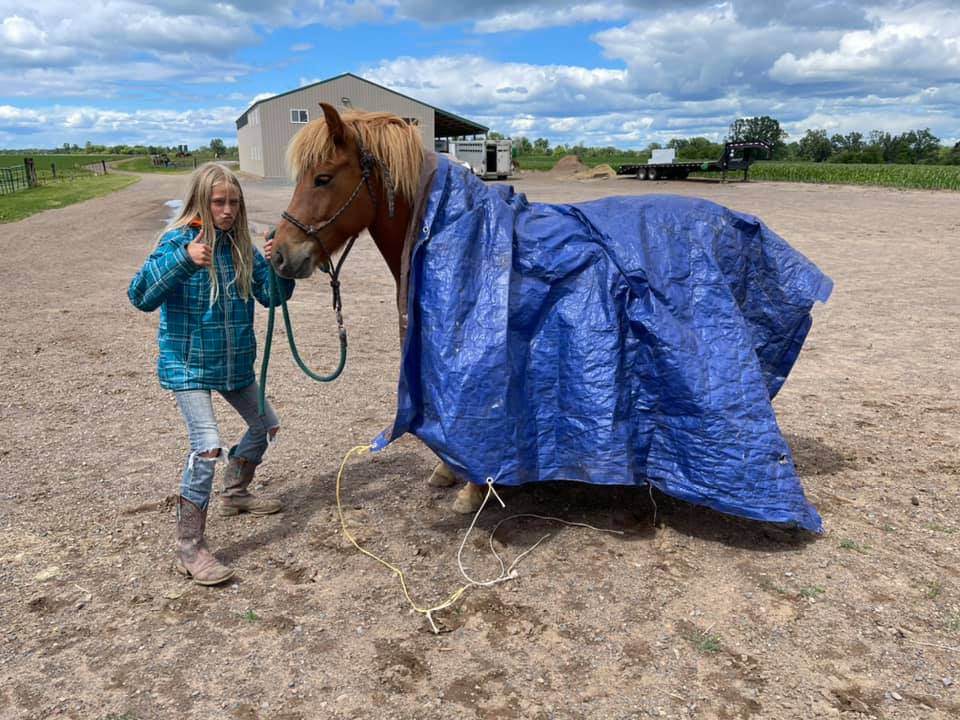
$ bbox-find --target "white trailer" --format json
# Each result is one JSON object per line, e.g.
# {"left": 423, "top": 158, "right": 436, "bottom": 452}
{"left": 436, "top": 139, "right": 512, "bottom": 179}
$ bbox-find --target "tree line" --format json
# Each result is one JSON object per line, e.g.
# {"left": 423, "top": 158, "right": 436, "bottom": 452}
{"left": 5, "top": 138, "right": 238, "bottom": 159}
{"left": 501, "top": 117, "right": 960, "bottom": 165}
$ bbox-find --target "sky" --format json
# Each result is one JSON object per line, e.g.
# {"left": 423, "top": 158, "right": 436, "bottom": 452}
{"left": 1, "top": 0, "right": 959, "bottom": 151}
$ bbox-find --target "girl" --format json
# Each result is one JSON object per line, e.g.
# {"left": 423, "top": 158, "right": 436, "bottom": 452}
{"left": 129, "top": 163, "right": 295, "bottom": 585}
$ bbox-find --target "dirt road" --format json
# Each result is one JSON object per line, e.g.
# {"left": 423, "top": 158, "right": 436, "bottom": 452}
{"left": 1, "top": 169, "right": 958, "bottom": 719}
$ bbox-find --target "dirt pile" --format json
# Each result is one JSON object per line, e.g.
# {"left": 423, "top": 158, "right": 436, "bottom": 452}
{"left": 573, "top": 163, "right": 618, "bottom": 180}
{"left": 546, "top": 154, "right": 588, "bottom": 177}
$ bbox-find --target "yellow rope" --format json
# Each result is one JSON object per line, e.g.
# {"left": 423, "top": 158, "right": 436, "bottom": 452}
{"left": 335, "top": 445, "right": 470, "bottom": 633}
{"left": 335, "top": 445, "right": 624, "bottom": 634}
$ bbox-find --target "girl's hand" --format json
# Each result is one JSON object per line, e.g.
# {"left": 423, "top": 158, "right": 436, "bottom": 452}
{"left": 263, "top": 232, "right": 275, "bottom": 261}
{"left": 187, "top": 229, "right": 211, "bottom": 267}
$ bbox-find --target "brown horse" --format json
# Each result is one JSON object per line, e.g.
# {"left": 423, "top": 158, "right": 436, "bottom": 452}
{"left": 271, "top": 102, "right": 483, "bottom": 513}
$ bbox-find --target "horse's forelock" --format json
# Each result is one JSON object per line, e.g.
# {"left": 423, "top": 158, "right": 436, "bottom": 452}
{"left": 286, "top": 110, "right": 423, "bottom": 204}
{"left": 286, "top": 118, "right": 336, "bottom": 182}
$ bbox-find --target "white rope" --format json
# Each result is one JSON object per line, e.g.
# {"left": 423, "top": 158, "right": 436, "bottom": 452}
{"left": 456, "top": 478, "right": 625, "bottom": 587}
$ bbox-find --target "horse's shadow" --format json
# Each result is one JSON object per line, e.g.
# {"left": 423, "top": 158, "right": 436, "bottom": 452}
{"left": 218, "top": 434, "right": 844, "bottom": 565}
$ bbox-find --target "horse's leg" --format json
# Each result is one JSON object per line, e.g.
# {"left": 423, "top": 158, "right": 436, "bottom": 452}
{"left": 427, "top": 460, "right": 457, "bottom": 487}
{"left": 452, "top": 483, "right": 484, "bottom": 514}
{"left": 427, "top": 460, "right": 484, "bottom": 514}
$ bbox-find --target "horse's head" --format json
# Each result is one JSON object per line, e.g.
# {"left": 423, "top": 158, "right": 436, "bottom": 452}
{"left": 272, "top": 103, "right": 379, "bottom": 279}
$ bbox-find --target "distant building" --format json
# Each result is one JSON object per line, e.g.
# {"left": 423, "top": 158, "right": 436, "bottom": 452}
{"left": 236, "top": 72, "right": 487, "bottom": 178}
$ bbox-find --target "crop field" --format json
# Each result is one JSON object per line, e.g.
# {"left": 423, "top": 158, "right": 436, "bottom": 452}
{"left": 702, "top": 161, "right": 960, "bottom": 190}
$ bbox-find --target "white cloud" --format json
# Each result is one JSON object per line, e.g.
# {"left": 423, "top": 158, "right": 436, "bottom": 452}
{"left": 0, "top": 15, "right": 46, "bottom": 44}
{"left": 473, "top": 3, "right": 630, "bottom": 33}
{"left": 0, "top": 2, "right": 959, "bottom": 150}
{"left": 770, "top": 8, "right": 960, "bottom": 84}
{"left": 0, "top": 105, "right": 47, "bottom": 128}
{"left": 363, "top": 55, "right": 629, "bottom": 115}
{"left": 0, "top": 103, "right": 243, "bottom": 147}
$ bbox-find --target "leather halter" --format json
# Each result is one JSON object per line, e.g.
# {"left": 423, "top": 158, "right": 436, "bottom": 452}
{"left": 277, "top": 140, "right": 396, "bottom": 347}
{"left": 280, "top": 142, "right": 396, "bottom": 264}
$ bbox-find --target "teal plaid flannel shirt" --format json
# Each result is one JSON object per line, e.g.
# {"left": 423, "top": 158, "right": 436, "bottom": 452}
{"left": 128, "top": 226, "right": 295, "bottom": 391}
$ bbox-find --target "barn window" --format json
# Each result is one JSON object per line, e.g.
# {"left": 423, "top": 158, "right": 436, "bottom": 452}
{"left": 290, "top": 109, "right": 309, "bottom": 124}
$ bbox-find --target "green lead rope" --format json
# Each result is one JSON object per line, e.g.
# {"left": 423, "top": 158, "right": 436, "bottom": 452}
{"left": 258, "top": 237, "right": 350, "bottom": 416}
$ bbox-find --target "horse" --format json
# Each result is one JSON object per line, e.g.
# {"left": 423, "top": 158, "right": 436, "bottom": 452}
{"left": 271, "top": 102, "right": 831, "bottom": 532}
{"left": 272, "top": 102, "right": 484, "bottom": 513}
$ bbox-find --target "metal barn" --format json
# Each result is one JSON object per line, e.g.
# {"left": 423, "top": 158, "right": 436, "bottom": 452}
{"left": 236, "top": 72, "right": 487, "bottom": 178}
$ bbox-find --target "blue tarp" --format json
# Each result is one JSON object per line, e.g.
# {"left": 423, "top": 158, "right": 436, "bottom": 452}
{"left": 374, "top": 157, "right": 832, "bottom": 533}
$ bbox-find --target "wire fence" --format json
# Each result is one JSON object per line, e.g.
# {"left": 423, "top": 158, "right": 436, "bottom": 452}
{"left": 0, "top": 164, "right": 30, "bottom": 195}
{"left": 0, "top": 159, "right": 112, "bottom": 196}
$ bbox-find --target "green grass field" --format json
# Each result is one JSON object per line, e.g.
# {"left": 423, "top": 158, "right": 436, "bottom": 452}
{"left": 114, "top": 152, "right": 239, "bottom": 174}
{"left": 519, "top": 154, "right": 960, "bottom": 191}
{"left": 0, "top": 174, "right": 140, "bottom": 224}
{"left": 0, "top": 153, "right": 128, "bottom": 177}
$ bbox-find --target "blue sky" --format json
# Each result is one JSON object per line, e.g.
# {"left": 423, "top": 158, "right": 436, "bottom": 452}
{"left": 2, "top": 1, "right": 959, "bottom": 150}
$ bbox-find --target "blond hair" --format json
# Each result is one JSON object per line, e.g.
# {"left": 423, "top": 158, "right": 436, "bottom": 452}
{"left": 162, "top": 162, "right": 253, "bottom": 304}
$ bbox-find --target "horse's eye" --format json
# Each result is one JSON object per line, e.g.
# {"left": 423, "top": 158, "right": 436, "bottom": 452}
{"left": 314, "top": 175, "right": 331, "bottom": 187}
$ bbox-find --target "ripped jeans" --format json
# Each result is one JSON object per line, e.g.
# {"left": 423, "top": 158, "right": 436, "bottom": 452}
{"left": 174, "top": 383, "right": 279, "bottom": 509}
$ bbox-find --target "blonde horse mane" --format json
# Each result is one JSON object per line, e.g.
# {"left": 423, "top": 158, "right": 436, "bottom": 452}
{"left": 286, "top": 109, "right": 424, "bottom": 207}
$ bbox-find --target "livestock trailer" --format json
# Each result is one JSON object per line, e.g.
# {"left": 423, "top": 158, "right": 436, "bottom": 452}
{"left": 436, "top": 139, "right": 512, "bottom": 179}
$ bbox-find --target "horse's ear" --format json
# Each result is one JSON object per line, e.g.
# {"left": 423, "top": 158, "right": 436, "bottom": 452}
{"left": 320, "top": 102, "right": 346, "bottom": 146}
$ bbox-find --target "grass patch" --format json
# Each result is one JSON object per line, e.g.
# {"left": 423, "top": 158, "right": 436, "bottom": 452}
{"left": 759, "top": 578, "right": 790, "bottom": 596}
{"left": 799, "top": 586, "right": 826, "bottom": 599}
{"left": 838, "top": 538, "right": 869, "bottom": 553}
{"left": 686, "top": 628, "right": 722, "bottom": 653}
{"left": 240, "top": 609, "right": 259, "bottom": 623}
{"left": 0, "top": 174, "right": 140, "bottom": 223}
{"left": 923, "top": 580, "right": 943, "bottom": 599}
{"left": 948, "top": 612, "right": 960, "bottom": 633}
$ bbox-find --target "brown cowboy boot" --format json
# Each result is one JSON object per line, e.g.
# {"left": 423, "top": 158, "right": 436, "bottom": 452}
{"left": 220, "top": 456, "right": 282, "bottom": 516}
{"left": 175, "top": 496, "right": 234, "bottom": 585}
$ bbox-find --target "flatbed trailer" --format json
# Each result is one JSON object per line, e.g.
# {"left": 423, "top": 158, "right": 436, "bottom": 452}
{"left": 616, "top": 141, "right": 771, "bottom": 182}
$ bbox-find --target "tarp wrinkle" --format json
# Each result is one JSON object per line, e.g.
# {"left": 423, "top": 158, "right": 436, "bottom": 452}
{"left": 375, "top": 155, "right": 832, "bottom": 533}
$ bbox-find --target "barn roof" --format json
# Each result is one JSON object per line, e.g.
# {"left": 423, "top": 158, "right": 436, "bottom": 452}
{"left": 236, "top": 72, "right": 487, "bottom": 138}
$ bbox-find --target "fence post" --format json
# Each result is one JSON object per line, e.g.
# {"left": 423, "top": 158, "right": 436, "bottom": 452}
{"left": 51, "top": 163, "right": 57, "bottom": 179}
{"left": 24, "top": 158, "right": 37, "bottom": 188}
{"left": 101, "top": 160, "right": 107, "bottom": 174}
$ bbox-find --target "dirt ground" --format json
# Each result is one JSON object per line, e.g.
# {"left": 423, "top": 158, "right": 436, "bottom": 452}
{"left": 1, "top": 167, "right": 958, "bottom": 720}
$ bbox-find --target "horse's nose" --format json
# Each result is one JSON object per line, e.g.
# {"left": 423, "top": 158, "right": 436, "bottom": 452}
{"left": 272, "top": 245, "right": 286, "bottom": 274}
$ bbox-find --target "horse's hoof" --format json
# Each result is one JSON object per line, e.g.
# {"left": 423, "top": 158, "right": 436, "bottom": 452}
{"left": 452, "top": 484, "right": 483, "bottom": 514}
{"left": 428, "top": 462, "right": 457, "bottom": 488}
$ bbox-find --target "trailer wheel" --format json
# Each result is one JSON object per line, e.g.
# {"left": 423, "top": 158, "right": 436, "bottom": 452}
{"left": 647, "top": 167, "right": 658, "bottom": 181}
